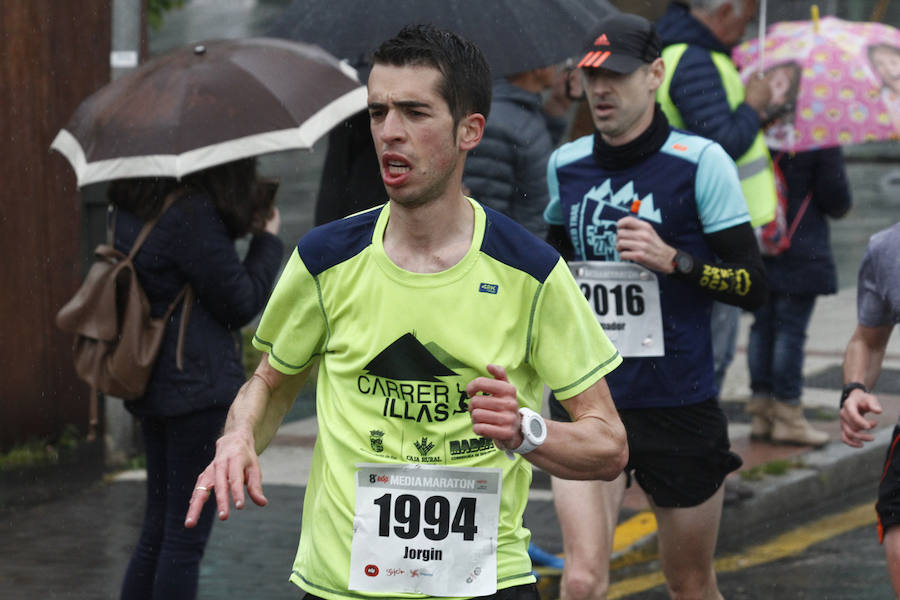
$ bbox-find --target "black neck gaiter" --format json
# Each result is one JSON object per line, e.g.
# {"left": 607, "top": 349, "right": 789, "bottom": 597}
{"left": 592, "top": 103, "right": 670, "bottom": 171}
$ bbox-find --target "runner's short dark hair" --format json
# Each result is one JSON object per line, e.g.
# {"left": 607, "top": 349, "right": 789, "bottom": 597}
{"left": 371, "top": 24, "right": 492, "bottom": 125}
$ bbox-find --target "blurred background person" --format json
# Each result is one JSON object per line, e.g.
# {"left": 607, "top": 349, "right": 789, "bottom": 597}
{"left": 656, "top": 0, "right": 778, "bottom": 394}
{"left": 113, "top": 159, "right": 283, "bottom": 600}
{"left": 462, "top": 64, "right": 574, "bottom": 238}
{"left": 313, "top": 109, "right": 387, "bottom": 225}
{"left": 746, "top": 148, "right": 852, "bottom": 446}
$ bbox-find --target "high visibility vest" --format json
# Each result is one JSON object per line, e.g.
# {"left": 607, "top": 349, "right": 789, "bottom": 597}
{"left": 657, "top": 43, "right": 776, "bottom": 227}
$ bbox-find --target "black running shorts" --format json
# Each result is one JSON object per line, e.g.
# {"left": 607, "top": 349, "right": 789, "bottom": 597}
{"left": 550, "top": 396, "right": 742, "bottom": 508}
{"left": 876, "top": 424, "right": 900, "bottom": 543}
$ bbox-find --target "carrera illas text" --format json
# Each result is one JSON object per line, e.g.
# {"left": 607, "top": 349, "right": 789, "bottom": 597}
{"left": 358, "top": 375, "right": 469, "bottom": 423}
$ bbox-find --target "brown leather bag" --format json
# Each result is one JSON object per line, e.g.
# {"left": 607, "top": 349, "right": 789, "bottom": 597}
{"left": 56, "top": 193, "right": 192, "bottom": 437}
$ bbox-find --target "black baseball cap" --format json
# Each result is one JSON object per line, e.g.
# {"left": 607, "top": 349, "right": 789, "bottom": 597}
{"left": 576, "top": 13, "right": 662, "bottom": 74}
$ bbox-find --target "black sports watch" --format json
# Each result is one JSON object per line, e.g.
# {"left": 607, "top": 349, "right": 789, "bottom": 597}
{"left": 840, "top": 382, "right": 868, "bottom": 408}
{"left": 672, "top": 249, "right": 694, "bottom": 275}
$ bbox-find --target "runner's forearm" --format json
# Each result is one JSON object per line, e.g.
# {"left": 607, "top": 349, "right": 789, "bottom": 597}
{"left": 529, "top": 416, "right": 628, "bottom": 480}
{"left": 224, "top": 357, "right": 311, "bottom": 455}
{"left": 529, "top": 379, "right": 627, "bottom": 480}
{"left": 670, "top": 222, "right": 768, "bottom": 310}
{"left": 843, "top": 325, "right": 892, "bottom": 390}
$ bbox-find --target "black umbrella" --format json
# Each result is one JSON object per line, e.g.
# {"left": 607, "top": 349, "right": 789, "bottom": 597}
{"left": 267, "top": 0, "right": 617, "bottom": 76}
{"left": 51, "top": 38, "right": 367, "bottom": 187}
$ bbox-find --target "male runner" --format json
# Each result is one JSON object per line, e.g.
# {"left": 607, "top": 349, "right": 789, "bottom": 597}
{"left": 840, "top": 222, "right": 900, "bottom": 596}
{"left": 186, "top": 25, "right": 627, "bottom": 600}
{"left": 544, "top": 13, "right": 768, "bottom": 600}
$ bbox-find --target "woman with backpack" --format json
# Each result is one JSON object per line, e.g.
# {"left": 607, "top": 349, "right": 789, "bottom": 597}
{"left": 112, "top": 158, "right": 283, "bottom": 600}
{"left": 745, "top": 148, "right": 852, "bottom": 446}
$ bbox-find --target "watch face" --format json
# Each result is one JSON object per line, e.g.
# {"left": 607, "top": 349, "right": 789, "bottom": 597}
{"left": 527, "top": 419, "right": 544, "bottom": 438}
{"left": 676, "top": 252, "right": 693, "bottom": 273}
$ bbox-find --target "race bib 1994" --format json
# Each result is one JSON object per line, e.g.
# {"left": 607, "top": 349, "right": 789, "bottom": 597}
{"left": 349, "top": 463, "right": 502, "bottom": 596}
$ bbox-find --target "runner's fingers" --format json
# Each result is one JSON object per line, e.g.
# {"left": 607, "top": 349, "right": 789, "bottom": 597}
{"left": 228, "top": 457, "right": 247, "bottom": 510}
{"left": 465, "top": 376, "right": 516, "bottom": 400}
{"left": 471, "top": 421, "right": 517, "bottom": 445}
{"left": 468, "top": 393, "right": 518, "bottom": 417}
{"left": 470, "top": 404, "right": 517, "bottom": 427}
{"left": 841, "top": 420, "right": 873, "bottom": 446}
{"left": 184, "top": 468, "right": 214, "bottom": 527}
{"left": 863, "top": 395, "right": 884, "bottom": 415}
{"left": 847, "top": 409, "right": 875, "bottom": 432}
{"left": 245, "top": 463, "right": 268, "bottom": 508}
{"left": 214, "top": 459, "right": 231, "bottom": 520}
{"left": 486, "top": 364, "right": 508, "bottom": 382}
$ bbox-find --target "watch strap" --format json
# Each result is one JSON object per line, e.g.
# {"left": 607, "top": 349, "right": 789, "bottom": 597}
{"left": 840, "top": 382, "right": 868, "bottom": 408}
{"left": 504, "top": 407, "right": 546, "bottom": 459}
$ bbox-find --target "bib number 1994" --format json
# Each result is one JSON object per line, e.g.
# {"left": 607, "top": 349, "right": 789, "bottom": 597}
{"left": 374, "top": 493, "right": 477, "bottom": 541}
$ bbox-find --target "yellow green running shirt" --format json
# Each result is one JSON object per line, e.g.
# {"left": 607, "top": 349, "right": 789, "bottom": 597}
{"left": 252, "top": 199, "right": 621, "bottom": 600}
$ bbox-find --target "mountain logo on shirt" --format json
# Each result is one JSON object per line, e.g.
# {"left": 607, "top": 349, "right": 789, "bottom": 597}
{"left": 364, "top": 333, "right": 462, "bottom": 381}
{"left": 359, "top": 334, "right": 472, "bottom": 433}
{"left": 585, "top": 179, "right": 661, "bottom": 224}
{"left": 572, "top": 178, "right": 663, "bottom": 261}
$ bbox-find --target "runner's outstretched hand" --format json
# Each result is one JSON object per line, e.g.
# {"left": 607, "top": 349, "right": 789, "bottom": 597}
{"left": 840, "top": 389, "right": 883, "bottom": 448}
{"left": 467, "top": 364, "right": 524, "bottom": 452}
{"left": 184, "top": 430, "right": 267, "bottom": 527}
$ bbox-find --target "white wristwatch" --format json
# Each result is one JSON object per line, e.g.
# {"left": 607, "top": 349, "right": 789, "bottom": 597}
{"left": 505, "top": 407, "right": 547, "bottom": 459}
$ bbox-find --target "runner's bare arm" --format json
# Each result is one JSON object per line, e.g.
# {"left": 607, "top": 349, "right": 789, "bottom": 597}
{"left": 841, "top": 324, "right": 893, "bottom": 447}
{"left": 184, "top": 354, "right": 312, "bottom": 527}
{"left": 467, "top": 365, "right": 627, "bottom": 480}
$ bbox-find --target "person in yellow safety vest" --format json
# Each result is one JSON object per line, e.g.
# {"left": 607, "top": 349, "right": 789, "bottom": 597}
{"left": 655, "top": 0, "right": 777, "bottom": 415}
{"left": 656, "top": 0, "right": 775, "bottom": 227}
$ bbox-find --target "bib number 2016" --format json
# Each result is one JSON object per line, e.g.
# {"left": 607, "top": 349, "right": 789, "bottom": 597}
{"left": 374, "top": 493, "right": 477, "bottom": 541}
{"left": 580, "top": 283, "right": 645, "bottom": 316}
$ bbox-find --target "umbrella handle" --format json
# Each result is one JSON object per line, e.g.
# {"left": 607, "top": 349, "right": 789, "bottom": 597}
{"left": 811, "top": 4, "right": 820, "bottom": 33}
{"left": 758, "top": 0, "right": 767, "bottom": 75}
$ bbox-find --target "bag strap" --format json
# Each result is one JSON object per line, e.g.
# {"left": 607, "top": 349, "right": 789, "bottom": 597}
{"left": 772, "top": 151, "right": 813, "bottom": 243}
{"left": 786, "top": 193, "right": 813, "bottom": 242}
{"left": 122, "top": 191, "right": 191, "bottom": 369}
{"left": 175, "top": 286, "right": 194, "bottom": 371}
{"left": 126, "top": 192, "right": 181, "bottom": 259}
{"left": 158, "top": 283, "right": 194, "bottom": 371}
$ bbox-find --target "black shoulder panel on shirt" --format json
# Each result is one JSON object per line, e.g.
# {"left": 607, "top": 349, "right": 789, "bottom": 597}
{"left": 480, "top": 206, "right": 560, "bottom": 284}
{"left": 297, "top": 206, "right": 381, "bottom": 276}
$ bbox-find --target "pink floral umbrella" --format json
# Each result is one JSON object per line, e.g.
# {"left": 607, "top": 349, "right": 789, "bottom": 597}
{"left": 733, "top": 16, "right": 900, "bottom": 152}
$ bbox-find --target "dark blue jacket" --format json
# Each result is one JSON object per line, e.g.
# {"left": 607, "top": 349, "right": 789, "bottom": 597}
{"left": 114, "top": 191, "right": 284, "bottom": 416}
{"left": 656, "top": 1, "right": 761, "bottom": 160}
{"left": 765, "top": 148, "right": 852, "bottom": 295}
{"left": 463, "top": 79, "right": 567, "bottom": 238}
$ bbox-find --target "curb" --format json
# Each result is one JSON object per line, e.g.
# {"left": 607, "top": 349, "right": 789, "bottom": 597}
{"left": 715, "top": 427, "right": 891, "bottom": 552}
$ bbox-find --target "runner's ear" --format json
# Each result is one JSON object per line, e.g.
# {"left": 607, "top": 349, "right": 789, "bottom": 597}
{"left": 458, "top": 113, "right": 485, "bottom": 151}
